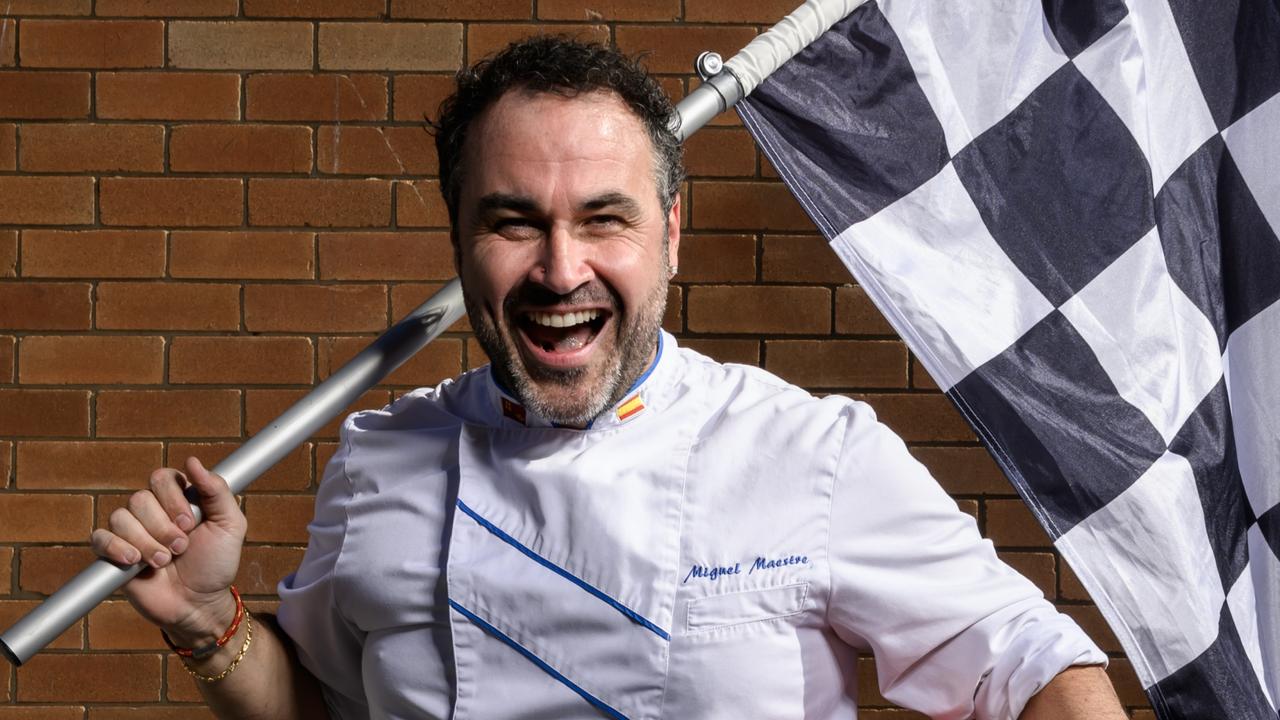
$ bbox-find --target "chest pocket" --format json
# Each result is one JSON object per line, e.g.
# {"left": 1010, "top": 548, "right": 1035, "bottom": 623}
{"left": 686, "top": 582, "right": 809, "bottom": 633}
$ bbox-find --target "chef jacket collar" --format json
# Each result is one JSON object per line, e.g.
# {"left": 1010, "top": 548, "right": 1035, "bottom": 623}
{"left": 485, "top": 331, "right": 673, "bottom": 431}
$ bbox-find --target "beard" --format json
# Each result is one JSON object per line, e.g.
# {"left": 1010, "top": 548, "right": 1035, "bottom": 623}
{"left": 465, "top": 262, "right": 668, "bottom": 427}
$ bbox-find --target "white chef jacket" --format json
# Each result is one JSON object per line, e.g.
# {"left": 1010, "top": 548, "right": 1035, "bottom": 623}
{"left": 277, "top": 331, "right": 1104, "bottom": 720}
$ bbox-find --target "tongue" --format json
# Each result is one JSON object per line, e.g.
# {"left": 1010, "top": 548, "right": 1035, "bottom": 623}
{"left": 525, "top": 322, "right": 594, "bottom": 353}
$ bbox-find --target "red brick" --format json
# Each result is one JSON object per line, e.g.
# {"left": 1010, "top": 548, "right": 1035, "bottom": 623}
{"left": 393, "top": 0, "right": 530, "bottom": 19}
{"left": 911, "top": 356, "right": 940, "bottom": 390}
{"left": 663, "top": 284, "right": 682, "bottom": 332}
{"left": 0, "top": 546, "right": 12, "bottom": 594}
{"left": 100, "top": 177, "right": 243, "bottom": 227}
{"left": 0, "top": 282, "right": 91, "bottom": 330}
{"left": 0, "top": 389, "right": 90, "bottom": 437}
{"left": 246, "top": 388, "right": 390, "bottom": 438}
{"left": 539, "top": 0, "right": 676, "bottom": 20}
{"left": 19, "top": 123, "right": 164, "bottom": 172}
{"left": 0, "top": 336, "right": 12, "bottom": 382}
{"left": 680, "top": 338, "right": 759, "bottom": 366}
{"left": 676, "top": 234, "right": 755, "bottom": 282}
{"left": 244, "top": 284, "right": 388, "bottom": 333}
{"left": 316, "top": 441, "right": 339, "bottom": 472}
{"left": 683, "top": 126, "right": 756, "bottom": 177}
{"left": 245, "top": 0, "right": 384, "bottom": 17}
{"left": 97, "top": 282, "right": 240, "bottom": 331}
{"left": 246, "top": 73, "right": 387, "bottom": 121}
{"left": 163, "top": 656, "right": 200, "bottom": 702}
{"left": 96, "top": 0, "right": 239, "bottom": 16}
{"left": 909, "top": 446, "right": 1010, "bottom": 496}
{"left": 235, "top": 545, "right": 306, "bottom": 594}
{"left": 21, "top": 230, "right": 166, "bottom": 278}
{"left": 687, "top": 285, "right": 829, "bottom": 334}
{"left": 395, "top": 180, "right": 449, "bottom": 227}
{"left": 17, "top": 545, "right": 97, "bottom": 595}
{"left": 1060, "top": 560, "right": 1092, "bottom": 602}
{"left": 999, "top": 551, "right": 1057, "bottom": 599}
{"left": 0, "top": 177, "right": 94, "bottom": 225}
{"left": 97, "top": 389, "right": 241, "bottom": 438}
{"left": 985, "top": 498, "right": 1052, "bottom": 548}
{"left": 762, "top": 234, "right": 851, "bottom": 284}
{"left": 1106, "top": 657, "right": 1149, "bottom": 708}
{"left": 685, "top": 0, "right": 793, "bottom": 23}
{"left": 0, "top": 494, "right": 92, "bottom": 542}
{"left": 169, "top": 20, "right": 313, "bottom": 70}
{"left": 170, "top": 124, "right": 312, "bottom": 173}
{"left": 0, "top": 230, "right": 17, "bottom": 277}
{"left": 18, "top": 335, "right": 164, "bottom": 384}
{"left": 169, "top": 336, "right": 314, "bottom": 385}
{"left": 318, "top": 232, "right": 453, "bottom": 280}
{"left": 0, "top": 601, "right": 82, "bottom": 649}
{"left": 692, "top": 181, "right": 811, "bottom": 231}
{"left": 852, "top": 393, "right": 973, "bottom": 443}
{"left": 317, "top": 125, "right": 436, "bottom": 175}
{"left": 318, "top": 335, "right": 462, "bottom": 387}
{"left": 765, "top": 340, "right": 907, "bottom": 389}
{"left": 1, "top": 0, "right": 90, "bottom": 13}
{"left": 97, "top": 71, "right": 239, "bottom": 120}
{"left": 836, "top": 286, "right": 894, "bottom": 335}
{"left": 0, "top": 123, "right": 14, "bottom": 168}
{"left": 0, "top": 71, "right": 90, "bottom": 119}
{"left": 86, "top": 599, "right": 165, "bottom": 650}
{"left": 21, "top": 19, "right": 163, "bottom": 68}
{"left": 392, "top": 73, "right": 454, "bottom": 121}
{"left": 17, "top": 654, "right": 161, "bottom": 702}
{"left": 615, "top": 25, "right": 757, "bottom": 74}
{"left": 16, "top": 441, "right": 161, "bottom": 490}
{"left": 243, "top": 489, "right": 316, "bottom": 540}
{"left": 250, "top": 178, "right": 391, "bottom": 228}
{"left": 466, "top": 23, "right": 608, "bottom": 62}
{"left": 169, "top": 231, "right": 315, "bottom": 280}
{"left": 320, "top": 22, "right": 462, "bottom": 71}
{"left": 167, "top": 441, "right": 311, "bottom": 492}
{"left": 390, "top": 283, "right": 470, "bottom": 332}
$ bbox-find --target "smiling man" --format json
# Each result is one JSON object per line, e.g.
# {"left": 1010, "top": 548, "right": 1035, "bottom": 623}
{"left": 91, "top": 38, "right": 1127, "bottom": 720}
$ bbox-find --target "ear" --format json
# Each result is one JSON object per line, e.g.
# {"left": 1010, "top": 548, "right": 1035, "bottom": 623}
{"left": 666, "top": 192, "right": 681, "bottom": 271}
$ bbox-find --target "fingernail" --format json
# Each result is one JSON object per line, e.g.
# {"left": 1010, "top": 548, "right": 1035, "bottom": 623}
{"left": 176, "top": 514, "right": 194, "bottom": 531}
{"left": 151, "top": 551, "right": 170, "bottom": 568}
{"left": 170, "top": 537, "right": 188, "bottom": 555}
{"left": 125, "top": 548, "right": 141, "bottom": 564}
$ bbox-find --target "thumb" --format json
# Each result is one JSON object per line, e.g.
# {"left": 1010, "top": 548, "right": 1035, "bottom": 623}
{"left": 183, "top": 456, "right": 241, "bottom": 527}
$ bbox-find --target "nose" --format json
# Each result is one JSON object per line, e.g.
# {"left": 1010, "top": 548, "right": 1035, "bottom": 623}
{"left": 531, "top": 224, "right": 592, "bottom": 295}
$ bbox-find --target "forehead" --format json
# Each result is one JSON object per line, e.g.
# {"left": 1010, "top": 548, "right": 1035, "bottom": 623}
{"left": 461, "top": 88, "right": 657, "bottom": 202}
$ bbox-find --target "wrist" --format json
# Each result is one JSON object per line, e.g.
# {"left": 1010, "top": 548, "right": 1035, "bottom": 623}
{"left": 163, "top": 587, "right": 240, "bottom": 650}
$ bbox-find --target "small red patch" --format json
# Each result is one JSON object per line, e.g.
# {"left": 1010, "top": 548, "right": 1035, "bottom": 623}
{"left": 501, "top": 397, "right": 527, "bottom": 425}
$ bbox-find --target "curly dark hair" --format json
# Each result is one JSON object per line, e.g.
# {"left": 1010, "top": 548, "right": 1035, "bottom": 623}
{"left": 432, "top": 36, "right": 684, "bottom": 233}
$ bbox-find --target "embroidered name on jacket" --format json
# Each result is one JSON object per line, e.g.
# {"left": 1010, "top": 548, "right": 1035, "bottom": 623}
{"left": 683, "top": 554, "right": 810, "bottom": 583}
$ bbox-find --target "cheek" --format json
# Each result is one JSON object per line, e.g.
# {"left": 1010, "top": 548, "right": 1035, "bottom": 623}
{"left": 464, "top": 244, "right": 533, "bottom": 306}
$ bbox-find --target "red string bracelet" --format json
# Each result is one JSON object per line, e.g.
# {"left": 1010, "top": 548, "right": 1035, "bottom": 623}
{"left": 162, "top": 585, "right": 244, "bottom": 660}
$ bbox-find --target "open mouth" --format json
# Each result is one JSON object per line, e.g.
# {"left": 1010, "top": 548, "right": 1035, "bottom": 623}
{"left": 517, "top": 308, "right": 610, "bottom": 358}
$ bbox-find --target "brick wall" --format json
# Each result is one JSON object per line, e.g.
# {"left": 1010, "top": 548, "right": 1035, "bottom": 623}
{"left": 0, "top": 1, "right": 1152, "bottom": 717}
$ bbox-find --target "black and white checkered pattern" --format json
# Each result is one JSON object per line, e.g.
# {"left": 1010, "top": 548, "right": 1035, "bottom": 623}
{"left": 738, "top": 0, "right": 1280, "bottom": 716}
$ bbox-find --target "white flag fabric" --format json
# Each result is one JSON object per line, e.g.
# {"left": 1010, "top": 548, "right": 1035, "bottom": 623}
{"left": 737, "top": 1, "right": 1280, "bottom": 717}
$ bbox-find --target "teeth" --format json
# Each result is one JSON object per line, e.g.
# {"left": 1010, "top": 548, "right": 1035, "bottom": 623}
{"left": 529, "top": 309, "right": 601, "bottom": 328}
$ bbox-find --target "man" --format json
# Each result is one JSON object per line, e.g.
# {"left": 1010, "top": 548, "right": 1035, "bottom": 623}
{"left": 91, "top": 38, "right": 1127, "bottom": 719}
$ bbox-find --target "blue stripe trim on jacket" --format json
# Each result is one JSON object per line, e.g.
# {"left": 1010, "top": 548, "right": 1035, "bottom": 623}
{"left": 448, "top": 598, "right": 629, "bottom": 720}
{"left": 455, "top": 499, "right": 671, "bottom": 641}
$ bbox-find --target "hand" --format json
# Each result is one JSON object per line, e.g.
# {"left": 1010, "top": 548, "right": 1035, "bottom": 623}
{"left": 89, "top": 456, "right": 247, "bottom": 644}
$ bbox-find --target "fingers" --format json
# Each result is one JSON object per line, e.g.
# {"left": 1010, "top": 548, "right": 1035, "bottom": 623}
{"left": 127, "top": 488, "right": 188, "bottom": 558}
{"left": 97, "top": 505, "right": 174, "bottom": 569}
{"left": 183, "top": 456, "right": 239, "bottom": 525}
{"left": 90, "top": 527, "right": 142, "bottom": 566}
{"left": 149, "top": 467, "right": 196, "bottom": 533}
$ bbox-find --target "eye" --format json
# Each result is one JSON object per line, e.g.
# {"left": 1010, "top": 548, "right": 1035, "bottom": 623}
{"left": 585, "top": 215, "right": 625, "bottom": 232}
{"left": 493, "top": 218, "right": 541, "bottom": 239}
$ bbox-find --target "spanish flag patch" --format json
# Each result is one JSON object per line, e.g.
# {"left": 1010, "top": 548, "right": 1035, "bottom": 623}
{"left": 615, "top": 393, "right": 645, "bottom": 422}
{"left": 501, "top": 397, "right": 527, "bottom": 425}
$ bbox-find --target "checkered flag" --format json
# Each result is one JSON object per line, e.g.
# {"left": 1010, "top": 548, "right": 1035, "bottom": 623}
{"left": 737, "top": 0, "right": 1280, "bottom": 717}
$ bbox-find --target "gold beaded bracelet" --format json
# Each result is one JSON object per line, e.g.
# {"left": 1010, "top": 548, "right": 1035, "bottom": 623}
{"left": 183, "top": 609, "right": 253, "bottom": 683}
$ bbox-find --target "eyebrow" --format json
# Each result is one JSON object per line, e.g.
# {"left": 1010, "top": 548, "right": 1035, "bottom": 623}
{"left": 474, "top": 191, "right": 643, "bottom": 217}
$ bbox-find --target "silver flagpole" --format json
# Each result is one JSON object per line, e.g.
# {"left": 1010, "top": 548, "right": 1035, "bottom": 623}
{"left": 0, "top": 0, "right": 868, "bottom": 667}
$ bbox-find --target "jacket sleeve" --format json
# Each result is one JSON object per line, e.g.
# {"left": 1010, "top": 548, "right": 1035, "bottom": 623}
{"left": 276, "top": 418, "right": 371, "bottom": 719}
{"left": 826, "top": 401, "right": 1105, "bottom": 720}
